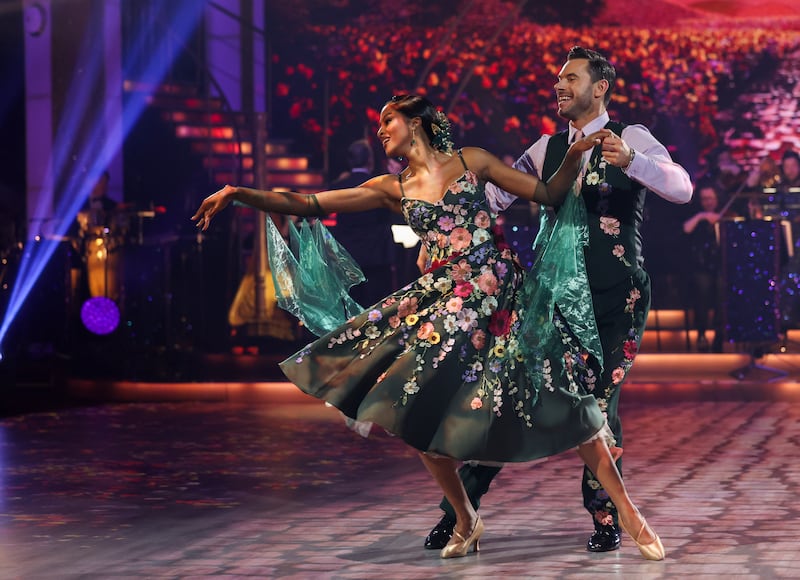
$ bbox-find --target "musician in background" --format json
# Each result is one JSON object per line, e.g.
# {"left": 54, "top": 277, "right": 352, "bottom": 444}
{"left": 743, "top": 150, "right": 800, "bottom": 220}
{"left": 714, "top": 149, "right": 747, "bottom": 193}
{"left": 692, "top": 148, "right": 747, "bottom": 220}
{"left": 682, "top": 181, "right": 724, "bottom": 352}
{"left": 77, "top": 171, "right": 118, "bottom": 230}
{"left": 73, "top": 171, "right": 126, "bottom": 302}
{"left": 775, "top": 149, "right": 800, "bottom": 332}
{"left": 331, "top": 139, "right": 397, "bottom": 307}
{"left": 745, "top": 155, "right": 781, "bottom": 191}
{"left": 779, "top": 149, "right": 800, "bottom": 191}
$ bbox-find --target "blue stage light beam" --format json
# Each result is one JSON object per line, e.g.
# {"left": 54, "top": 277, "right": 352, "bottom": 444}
{"left": 0, "top": 0, "right": 207, "bottom": 351}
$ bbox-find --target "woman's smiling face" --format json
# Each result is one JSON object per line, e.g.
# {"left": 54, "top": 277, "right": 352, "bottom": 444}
{"left": 377, "top": 104, "right": 412, "bottom": 158}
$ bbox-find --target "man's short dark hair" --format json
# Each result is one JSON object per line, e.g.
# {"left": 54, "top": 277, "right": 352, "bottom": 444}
{"left": 567, "top": 46, "right": 616, "bottom": 106}
{"left": 782, "top": 149, "right": 800, "bottom": 164}
{"left": 347, "top": 139, "right": 373, "bottom": 170}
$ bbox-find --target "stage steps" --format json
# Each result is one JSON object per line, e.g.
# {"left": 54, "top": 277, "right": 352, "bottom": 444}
{"left": 148, "top": 85, "right": 325, "bottom": 194}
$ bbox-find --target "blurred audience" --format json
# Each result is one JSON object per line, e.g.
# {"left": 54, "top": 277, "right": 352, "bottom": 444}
{"left": 271, "top": 7, "right": 800, "bottom": 175}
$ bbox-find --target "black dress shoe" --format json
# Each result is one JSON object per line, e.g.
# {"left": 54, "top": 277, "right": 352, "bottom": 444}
{"left": 424, "top": 514, "right": 456, "bottom": 550}
{"left": 587, "top": 524, "right": 621, "bottom": 552}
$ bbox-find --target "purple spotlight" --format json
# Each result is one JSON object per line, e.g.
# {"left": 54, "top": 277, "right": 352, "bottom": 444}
{"left": 80, "top": 296, "right": 120, "bottom": 335}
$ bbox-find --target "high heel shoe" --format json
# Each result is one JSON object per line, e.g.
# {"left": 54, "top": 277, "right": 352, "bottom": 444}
{"left": 619, "top": 509, "right": 665, "bottom": 561}
{"left": 440, "top": 516, "right": 484, "bottom": 559}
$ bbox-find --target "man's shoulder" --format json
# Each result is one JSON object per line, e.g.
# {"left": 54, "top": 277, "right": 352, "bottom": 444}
{"left": 539, "top": 131, "right": 565, "bottom": 151}
{"left": 525, "top": 132, "right": 556, "bottom": 152}
{"left": 617, "top": 121, "right": 654, "bottom": 135}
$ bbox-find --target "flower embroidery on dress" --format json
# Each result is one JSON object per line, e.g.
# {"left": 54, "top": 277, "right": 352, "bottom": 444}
{"left": 449, "top": 227, "right": 472, "bottom": 250}
{"left": 292, "top": 171, "right": 600, "bottom": 433}
{"left": 474, "top": 210, "right": 491, "bottom": 229}
{"left": 437, "top": 215, "right": 456, "bottom": 231}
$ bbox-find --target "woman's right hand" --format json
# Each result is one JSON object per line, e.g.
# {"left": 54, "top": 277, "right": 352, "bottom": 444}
{"left": 191, "top": 184, "right": 236, "bottom": 231}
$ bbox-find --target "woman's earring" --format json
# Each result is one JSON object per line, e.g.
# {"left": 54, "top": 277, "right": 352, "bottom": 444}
{"left": 411, "top": 128, "right": 416, "bottom": 146}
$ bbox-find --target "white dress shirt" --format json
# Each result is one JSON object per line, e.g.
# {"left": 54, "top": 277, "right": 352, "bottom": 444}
{"left": 486, "top": 111, "right": 693, "bottom": 212}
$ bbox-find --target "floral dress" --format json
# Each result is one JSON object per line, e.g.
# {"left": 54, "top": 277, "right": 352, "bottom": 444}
{"left": 279, "top": 153, "right": 605, "bottom": 462}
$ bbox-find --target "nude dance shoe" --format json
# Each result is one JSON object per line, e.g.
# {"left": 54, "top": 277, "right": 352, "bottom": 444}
{"left": 440, "top": 516, "right": 484, "bottom": 559}
{"left": 619, "top": 509, "right": 665, "bottom": 561}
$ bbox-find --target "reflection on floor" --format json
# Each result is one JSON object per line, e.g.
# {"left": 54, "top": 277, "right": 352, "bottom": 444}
{"left": 1, "top": 358, "right": 800, "bottom": 578}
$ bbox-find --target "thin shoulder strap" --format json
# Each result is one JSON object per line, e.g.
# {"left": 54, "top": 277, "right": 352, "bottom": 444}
{"left": 457, "top": 148, "right": 468, "bottom": 171}
{"left": 397, "top": 172, "right": 406, "bottom": 196}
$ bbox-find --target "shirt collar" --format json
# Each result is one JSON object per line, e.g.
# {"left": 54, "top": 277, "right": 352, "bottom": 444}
{"left": 569, "top": 112, "right": 610, "bottom": 141}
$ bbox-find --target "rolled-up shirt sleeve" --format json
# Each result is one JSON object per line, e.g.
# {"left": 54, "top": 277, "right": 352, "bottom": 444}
{"left": 485, "top": 135, "right": 550, "bottom": 213}
{"left": 621, "top": 124, "right": 693, "bottom": 204}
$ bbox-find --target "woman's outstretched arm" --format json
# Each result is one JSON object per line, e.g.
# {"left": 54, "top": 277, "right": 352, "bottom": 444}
{"left": 469, "top": 129, "right": 610, "bottom": 207}
{"left": 191, "top": 176, "right": 399, "bottom": 231}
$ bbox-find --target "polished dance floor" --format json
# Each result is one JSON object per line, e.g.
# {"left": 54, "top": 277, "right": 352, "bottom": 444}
{"left": 2, "top": 354, "right": 800, "bottom": 578}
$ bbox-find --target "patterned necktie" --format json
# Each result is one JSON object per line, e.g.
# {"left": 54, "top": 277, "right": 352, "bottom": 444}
{"left": 572, "top": 130, "right": 588, "bottom": 193}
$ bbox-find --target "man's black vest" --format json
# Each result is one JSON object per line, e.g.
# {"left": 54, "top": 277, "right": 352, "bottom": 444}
{"left": 542, "top": 121, "right": 647, "bottom": 291}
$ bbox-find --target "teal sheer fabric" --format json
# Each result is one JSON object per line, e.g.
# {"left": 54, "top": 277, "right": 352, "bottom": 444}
{"left": 518, "top": 188, "right": 604, "bottom": 395}
{"left": 266, "top": 216, "right": 365, "bottom": 337}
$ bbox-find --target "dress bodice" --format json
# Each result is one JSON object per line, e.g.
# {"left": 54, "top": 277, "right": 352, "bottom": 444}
{"left": 401, "top": 170, "right": 499, "bottom": 268}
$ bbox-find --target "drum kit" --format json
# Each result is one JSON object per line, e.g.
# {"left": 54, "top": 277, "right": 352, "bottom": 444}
{"left": 70, "top": 203, "right": 169, "bottom": 303}
{"left": 6, "top": 203, "right": 176, "bottom": 341}
{"left": 0, "top": 206, "right": 143, "bottom": 348}
{"left": 0, "top": 197, "right": 239, "bottom": 357}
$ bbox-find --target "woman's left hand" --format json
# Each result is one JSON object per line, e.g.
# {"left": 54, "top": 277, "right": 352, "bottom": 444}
{"left": 571, "top": 129, "right": 612, "bottom": 153}
{"left": 191, "top": 185, "right": 235, "bottom": 231}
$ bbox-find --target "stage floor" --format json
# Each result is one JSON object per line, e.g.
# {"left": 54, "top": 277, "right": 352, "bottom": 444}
{"left": 2, "top": 362, "right": 800, "bottom": 578}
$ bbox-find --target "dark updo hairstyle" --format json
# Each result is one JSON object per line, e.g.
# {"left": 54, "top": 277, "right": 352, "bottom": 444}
{"left": 386, "top": 94, "right": 454, "bottom": 154}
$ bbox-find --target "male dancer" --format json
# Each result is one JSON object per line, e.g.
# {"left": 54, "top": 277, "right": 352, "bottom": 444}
{"left": 423, "top": 45, "right": 692, "bottom": 553}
